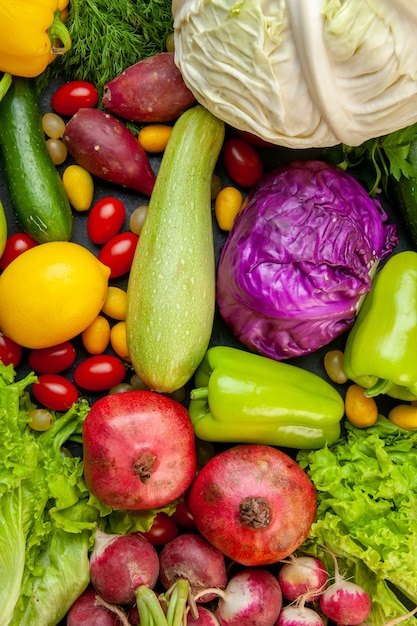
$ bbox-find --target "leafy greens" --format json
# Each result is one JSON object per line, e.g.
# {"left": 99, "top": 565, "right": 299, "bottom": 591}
{"left": 37, "top": 0, "right": 174, "bottom": 96}
{"left": 0, "top": 363, "right": 98, "bottom": 625}
{"left": 323, "top": 123, "right": 417, "bottom": 195}
{"left": 298, "top": 416, "right": 417, "bottom": 626}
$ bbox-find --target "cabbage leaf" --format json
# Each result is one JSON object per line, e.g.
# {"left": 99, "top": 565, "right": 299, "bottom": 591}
{"left": 173, "top": 0, "right": 417, "bottom": 149}
{"left": 298, "top": 416, "right": 417, "bottom": 626}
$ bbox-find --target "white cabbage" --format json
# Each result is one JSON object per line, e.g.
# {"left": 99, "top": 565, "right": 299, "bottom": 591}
{"left": 172, "top": 0, "right": 417, "bottom": 147}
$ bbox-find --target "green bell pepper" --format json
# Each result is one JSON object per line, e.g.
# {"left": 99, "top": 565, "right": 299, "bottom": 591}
{"left": 189, "top": 346, "right": 344, "bottom": 450}
{"left": 343, "top": 250, "right": 417, "bottom": 401}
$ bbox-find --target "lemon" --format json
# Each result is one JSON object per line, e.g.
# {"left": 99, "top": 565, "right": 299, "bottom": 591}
{"left": 0, "top": 201, "right": 7, "bottom": 259}
{"left": 0, "top": 241, "right": 110, "bottom": 349}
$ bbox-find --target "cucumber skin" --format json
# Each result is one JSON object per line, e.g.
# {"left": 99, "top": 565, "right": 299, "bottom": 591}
{"left": 0, "top": 77, "right": 73, "bottom": 243}
{"left": 126, "top": 106, "right": 225, "bottom": 393}
{"left": 390, "top": 139, "right": 417, "bottom": 251}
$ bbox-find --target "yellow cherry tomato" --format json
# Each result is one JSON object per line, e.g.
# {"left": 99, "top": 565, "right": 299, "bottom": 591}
{"left": 214, "top": 186, "right": 244, "bottom": 231}
{"left": 101, "top": 285, "right": 128, "bottom": 320}
{"left": 110, "top": 320, "right": 130, "bottom": 360}
{"left": 344, "top": 384, "right": 378, "bottom": 428}
{"left": 0, "top": 242, "right": 110, "bottom": 349}
{"left": 82, "top": 315, "right": 111, "bottom": 355}
{"left": 62, "top": 164, "right": 94, "bottom": 212}
{"left": 388, "top": 404, "right": 417, "bottom": 430}
{"left": 138, "top": 124, "right": 173, "bottom": 153}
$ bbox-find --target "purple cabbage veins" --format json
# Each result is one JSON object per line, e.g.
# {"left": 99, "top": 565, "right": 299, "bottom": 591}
{"left": 216, "top": 160, "right": 398, "bottom": 360}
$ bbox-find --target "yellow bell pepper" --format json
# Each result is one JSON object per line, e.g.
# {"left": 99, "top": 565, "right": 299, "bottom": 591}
{"left": 0, "top": 0, "right": 71, "bottom": 79}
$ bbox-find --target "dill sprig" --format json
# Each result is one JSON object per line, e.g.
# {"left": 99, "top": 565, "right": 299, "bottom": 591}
{"left": 37, "top": 0, "right": 173, "bottom": 97}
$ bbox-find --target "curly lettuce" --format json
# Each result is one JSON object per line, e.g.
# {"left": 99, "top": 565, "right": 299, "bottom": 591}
{"left": 0, "top": 364, "right": 99, "bottom": 626}
{"left": 298, "top": 416, "right": 417, "bottom": 626}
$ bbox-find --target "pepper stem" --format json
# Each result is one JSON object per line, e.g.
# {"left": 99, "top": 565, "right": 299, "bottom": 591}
{"left": 365, "top": 378, "right": 393, "bottom": 398}
{"left": 0, "top": 73, "right": 12, "bottom": 103}
{"left": 49, "top": 11, "right": 72, "bottom": 55}
{"left": 190, "top": 387, "right": 208, "bottom": 401}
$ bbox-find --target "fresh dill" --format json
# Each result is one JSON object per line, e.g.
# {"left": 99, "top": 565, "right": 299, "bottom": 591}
{"left": 37, "top": 0, "right": 174, "bottom": 97}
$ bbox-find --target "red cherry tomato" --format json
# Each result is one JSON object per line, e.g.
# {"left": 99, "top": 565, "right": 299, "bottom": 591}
{"left": 0, "top": 232, "right": 38, "bottom": 270}
{"left": 98, "top": 232, "right": 139, "bottom": 278}
{"left": 51, "top": 81, "right": 99, "bottom": 116}
{"left": 73, "top": 355, "right": 126, "bottom": 391}
{"left": 87, "top": 196, "right": 126, "bottom": 244}
{"left": 0, "top": 333, "right": 22, "bottom": 367}
{"left": 222, "top": 137, "right": 264, "bottom": 188}
{"left": 171, "top": 496, "right": 196, "bottom": 530}
{"left": 28, "top": 341, "right": 76, "bottom": 374}
{"left": 140, "top": 512, "right": 179, "bottom": 546}
{"left": 32, "top": 374, "right": 79, "bottom": 411}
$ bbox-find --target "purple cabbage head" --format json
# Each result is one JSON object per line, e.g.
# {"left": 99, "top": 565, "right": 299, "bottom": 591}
{"left": 216, "top": 160, "right": 398, "bottom": 360}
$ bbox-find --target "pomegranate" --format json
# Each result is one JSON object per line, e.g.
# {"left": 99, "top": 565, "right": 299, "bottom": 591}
{"left": 82, "top": 390, "right": 197, "bottom": 509}
{"left": 187, "top": 444, "right": 316, "bottom": 566}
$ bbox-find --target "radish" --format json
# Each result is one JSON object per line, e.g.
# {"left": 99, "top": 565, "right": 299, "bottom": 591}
{"left": 193, "top": 567, "right": 282, "bottom": 626}
{"left": 187, "top": 606, "right": 221, "bottom": 625}
{"left": 62, "top": 108, "right": 156, "bottom": 196}
{"left": 89, "top": 529, "right": 160, "bottom": 605}
{"left": 82, "top": 390, "right": 197, "bottom": 509}
{"left": 275, "top": 603, "right": 324, "bottom": 626}
{"left": 159, "top": 532, "right": 228, "bottom": 602}
{"left": 187, "top": 444, "right": 316, "bottom": 566}
{"left": 319, "top": 550, "right": 371, "bottom": 625}
{"left": 277, "top": 555, "right": 329, "bottom": 602}
{"left": 66, "top": 587, "right": 128, "bottom": 625}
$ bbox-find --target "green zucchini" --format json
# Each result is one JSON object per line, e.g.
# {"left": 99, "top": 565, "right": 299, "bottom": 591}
{"left": 126, "top": 105, "right": 225, "bottom": 393}
{"left": 389, "top": 138, "right": 417, "bottom": 250}
{"left": 0, "top": 77, "right": 73, "bottom": 243}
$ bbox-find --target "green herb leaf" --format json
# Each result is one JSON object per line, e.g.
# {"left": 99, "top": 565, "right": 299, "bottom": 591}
{"left": 36, "top": 0, "right": 174, "bottom": 96}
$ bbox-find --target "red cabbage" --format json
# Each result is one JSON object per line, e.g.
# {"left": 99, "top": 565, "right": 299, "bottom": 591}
{"left": 216, "top": 160, "right": 398, "bottom": 360}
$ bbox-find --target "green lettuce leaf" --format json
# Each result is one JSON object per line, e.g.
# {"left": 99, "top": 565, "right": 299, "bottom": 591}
{"left": 298, "top": 416, "right": 417, "bottom": 626}
{"left": 0, "top": 364, "right": 97, "bottom": 626}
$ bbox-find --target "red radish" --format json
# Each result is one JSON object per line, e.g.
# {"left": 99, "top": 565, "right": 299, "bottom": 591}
{"left": 187, "top": 444, "right": 316, "bottom": 566}
{"left": 89, "top": 529, "right": 160, "bottom": 605}
{"left": 319, "top": 551, "right": 371, "bottom": 625}
{"left": 66, "top": 586, "right": 127, "bottom": 626}
{"left": 275, "top": 603, "right": 324, "bottom": 626}
{"left": 102, "top": 52, "right": 197, "bottom": 123}
{"left": 126, "top": 603, "right": 140, "bottom": 625}
{"left": 187, "top": 606, "right": 221, "bottom": 625}
{"left": 159, "top": 532, "right": 228, "bottom": 602}
{"left": 200, "top": 567, "right": 282, "bottom": 626}
{"left": 62, "top": 108, "right": 156, "bottom": 196}
{"left": 82, "top": 390, "right": 197, "bottom": 509}
{"left": 277, "top": 555, "right": 328, "bottom": 602}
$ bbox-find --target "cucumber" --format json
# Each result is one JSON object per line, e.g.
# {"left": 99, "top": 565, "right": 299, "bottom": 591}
{"left": 389, "top": 138, "right": 417, "bottom": 250}
{"left": 126, "top": 105, "right": 225, "bottom": 393}
{"left": 0, "top": 77, "right": 73, "bottom": 243}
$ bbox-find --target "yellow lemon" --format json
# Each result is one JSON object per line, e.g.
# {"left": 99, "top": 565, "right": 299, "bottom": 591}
{"left": 0, "top": 241, "right": 110, "bottom": 349}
